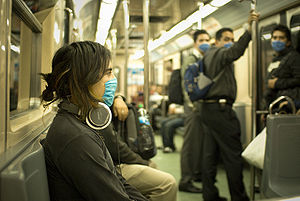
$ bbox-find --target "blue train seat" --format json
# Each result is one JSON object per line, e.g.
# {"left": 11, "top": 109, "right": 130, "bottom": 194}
{"left": 261, "top": 115, "right": 300, "bottom": 198}
{"left": 0, "top": 141, "right": 50, "bottom": 201}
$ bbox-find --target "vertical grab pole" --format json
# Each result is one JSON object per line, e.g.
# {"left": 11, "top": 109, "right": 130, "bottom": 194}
{"left": 122, "top": 0, "right": 129, "bottom": 98}
{"left": 250, "top": 0, "right": 258, "bottom": 200}
{"left": 111, "top": 29, "right": 117, "bottom": 69}
{"left": 143, "top": 0, "right": 150, "bottom": 111}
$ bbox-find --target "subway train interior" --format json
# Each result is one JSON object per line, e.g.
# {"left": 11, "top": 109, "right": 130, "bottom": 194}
{"left": 0, "top": 0, "right": 300, "bottom": 200}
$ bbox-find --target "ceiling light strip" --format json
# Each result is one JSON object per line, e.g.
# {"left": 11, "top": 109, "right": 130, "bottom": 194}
{"left": 95, "top": 0, "right": 118, "bottom": 45}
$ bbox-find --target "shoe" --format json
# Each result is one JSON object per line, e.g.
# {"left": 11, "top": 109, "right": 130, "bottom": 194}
{"left": 163, "top": 147, "right": 174, "bottom": 153}
{"left": 204, "top": 197, "right": 227, "bottom": 201}
{"left": 178, "top": 182, "right": 202, "bottom": 193}
{"left": 193, "top": 177, "right": 202, "bottom": 183}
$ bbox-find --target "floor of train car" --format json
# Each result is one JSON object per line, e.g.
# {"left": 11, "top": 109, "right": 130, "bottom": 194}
{"left": 152, "top": 132, "right": 259, "bottom": 201}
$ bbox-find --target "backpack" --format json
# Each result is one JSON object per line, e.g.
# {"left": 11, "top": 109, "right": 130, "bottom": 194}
{"left": 168, "top": 69, "right": 184, "bottom": 105}
{"left": 114, "top": 103, "right": 157, "bottom": 160}
{"left": 184, "top": 59, "right": 225, "bottom": 102}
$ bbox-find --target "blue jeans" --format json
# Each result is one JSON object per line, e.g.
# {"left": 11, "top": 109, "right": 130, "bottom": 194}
{"left": 160, "top": 117, "right": 184, "bottom": 150}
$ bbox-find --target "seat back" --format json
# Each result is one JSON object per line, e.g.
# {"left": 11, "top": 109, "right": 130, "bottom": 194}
{"left": 0, "top": 141, "right": 50, "bottom": 201}
{"left": 261, "top": 115, "right": 300, "bottom": 198}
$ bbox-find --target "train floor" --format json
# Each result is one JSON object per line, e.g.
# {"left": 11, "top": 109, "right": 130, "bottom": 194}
{"left": 152, "top": 133, "right": 259, "bottom": 201}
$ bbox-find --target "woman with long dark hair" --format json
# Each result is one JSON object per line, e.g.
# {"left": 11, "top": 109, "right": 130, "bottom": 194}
{"left": 41, "top": 41, "right": 148, "bottom": 201}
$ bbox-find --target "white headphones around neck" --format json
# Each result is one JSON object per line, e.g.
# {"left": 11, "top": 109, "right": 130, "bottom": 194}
{"left": 60, "top": 101, "right": 112, "bottom": 130}
{"left": 86, "top": 102, "right": 112, "bottom": 130}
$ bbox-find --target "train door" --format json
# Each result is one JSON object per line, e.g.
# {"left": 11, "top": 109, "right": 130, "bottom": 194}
{"left": 257, "top": 14, "right": 281, "bottom": 130}
{"left": 287, "top": 7, "right": 300, "bottom": 52}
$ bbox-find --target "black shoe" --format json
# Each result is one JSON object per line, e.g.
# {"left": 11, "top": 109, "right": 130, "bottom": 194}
{"left": 178, "top": 182, "right": 202, "bottom": 193}
{"left": 204, "top": 197, "right": 227, "bottom": 201}
{"left": 193, "top": 177, "right": 202, "bottom": 183}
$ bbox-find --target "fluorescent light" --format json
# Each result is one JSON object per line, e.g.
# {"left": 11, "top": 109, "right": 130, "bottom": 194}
{"left": 175, "top": 34, "right": 193, "bottom": 48}
{"left": 262, "top": 33, "right": 271, "bottom": 40}
{"left": 139, "top": 0, "right": 231, "bottom": 59}
{"left": 291, "top": 26, "right": 300, "bottom": 32}
{"left": 54, "top": 22, "right": 61, "bottom": 44}
{"left": 131, "top": 50, "right": 144, "bottom": 60}
{"left": 95, "top": 0, "right": 118, "bottom": 45}
{"left": 210, "top": 0, "right": 231, "bottom": 7}
{"left": 11, "top": 45, "right": 20, "bottom": 53}
{"left": 200, "top": 5, "right": 218, "bottom": 18}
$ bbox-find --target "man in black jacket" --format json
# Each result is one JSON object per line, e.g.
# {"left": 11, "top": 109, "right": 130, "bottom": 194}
{"left": 264, "top": 24, "right": 300, "bottom": 111}
{"left": 195, "top": 11, "right": 259, "bottom": 201}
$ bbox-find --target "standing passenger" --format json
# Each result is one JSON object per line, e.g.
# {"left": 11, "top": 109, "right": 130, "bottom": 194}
{"left": 197, "top": 11, "right": 259, "bottom": 201}
{"left": 179, "top": 29, "right": 210, "bottom": 193}
{"left": 264, "top": 24, "right": 300, "bottom": 111}
{"left": 41, "top": 41, "right": 148, "bottom": 201}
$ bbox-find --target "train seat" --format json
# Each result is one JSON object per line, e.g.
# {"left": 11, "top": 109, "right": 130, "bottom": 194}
{"left": 261, "top": 115, "right": 300, "bottom": 198}
{"left": 0, "top": 141, "right": 50, "bottom": 201}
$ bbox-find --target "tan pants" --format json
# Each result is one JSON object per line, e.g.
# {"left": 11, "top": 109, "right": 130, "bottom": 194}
{"left": 120, "top": 164, "right": 177, "bottom": 201}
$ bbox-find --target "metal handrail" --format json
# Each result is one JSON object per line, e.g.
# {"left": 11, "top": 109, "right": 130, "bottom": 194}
{"left": 268, "top": 96, "right": 296, "bottom": 115}
{"left": 12, "top": 0, "right": 42, "bottom": 33}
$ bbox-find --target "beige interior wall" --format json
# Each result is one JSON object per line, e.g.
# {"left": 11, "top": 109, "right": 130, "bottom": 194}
{"left": 18, "top": 23, "right": 32, "bottom": 110}
{"left": 233, "top": 27, "right": 252, "bottom": 147}
{"left": 35, "top": 7, "right": 55, "bottom": 93}
{"left": 17, "top": 7, "right": 55, "bottom": 109}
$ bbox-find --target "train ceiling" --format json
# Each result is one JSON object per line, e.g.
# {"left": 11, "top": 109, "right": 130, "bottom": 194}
{"left": 108, "top": 0, "right": 300, "bottom": 62}
{"left": 23, "top": 0, "right": 300, "bottom": 62}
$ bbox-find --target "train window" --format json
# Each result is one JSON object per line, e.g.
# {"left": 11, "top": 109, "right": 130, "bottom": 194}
{"left": 290, "top": 14, "right": 300, "bottom": 52}
{"left": 10, "top": 12, "right": 22, "bottom": 113}
{"left": 9, "top": 11, "right": 40, "bottom": 116}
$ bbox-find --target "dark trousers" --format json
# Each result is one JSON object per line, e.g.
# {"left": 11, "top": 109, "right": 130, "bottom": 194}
{"left": 197, "top": 103, "right": 248, "bottom": 201}
{"left": 161, "top": 117, "right": 184, "bottom": 149}
{"left": 180, "top": 106, "right": 204, "bottom": 184}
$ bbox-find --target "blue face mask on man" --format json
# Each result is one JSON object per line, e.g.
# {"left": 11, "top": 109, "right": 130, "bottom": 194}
{"left": 224, "top": 42, "right": 233, "bottom": 48}
{"left": 102, "top": 78, "right": 117, "bottom": 107}
{"left": 272, "top": 40, "right": 286, "bottom": 52}
{"left": 199, "top": 43, "right": 210, "bottom": 53}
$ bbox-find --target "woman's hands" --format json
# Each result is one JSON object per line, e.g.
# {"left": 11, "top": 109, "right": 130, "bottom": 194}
{"left": 113, "top": 96, "right": 129, "bottom": 121}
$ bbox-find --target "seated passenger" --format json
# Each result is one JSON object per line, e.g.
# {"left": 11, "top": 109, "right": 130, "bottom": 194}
{"left": 264, "top": 24, "right": 300, "bottom": 112}
{"left": 102, "top": 96, "right": 177, "bottom": 201}
{"left": 40, "top": 41, "right": 148, "bottom": 201}
{"left": 160, "top": 103, "right": 184, "bottom": 153}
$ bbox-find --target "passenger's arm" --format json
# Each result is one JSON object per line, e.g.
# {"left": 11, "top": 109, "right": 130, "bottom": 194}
{"left": 221, "top": 11, "right": 259, "bottom": 65}
{"left": 220, "top": 31, "right": 252, "bottom": 65}
{"left": 274, "top": 55, "right": 300, "bottom": 89}
{"left": 57, "top": 135, "right": 147, "bottom": 201}
{"left": 101, "top": 125, "right": 149, "bottom": 166}
{"left": 113, "top": 95, "right": 129, "bottom": 121}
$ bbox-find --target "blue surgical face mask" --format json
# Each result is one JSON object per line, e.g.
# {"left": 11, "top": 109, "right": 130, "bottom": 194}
{"left": 102, "top": 78, "right": 117, "bottom": 107}
{"left": 272, "top": 40, "right": 286, "bottom": 52}
{"left": 199, "top": 43, "right": 210, "bottom": 53}
{"left": 224, "top": 42, "right": 233, "bottom": 48}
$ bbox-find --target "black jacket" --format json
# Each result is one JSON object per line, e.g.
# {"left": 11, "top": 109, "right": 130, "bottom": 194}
{"left": 264, "top": 46, "right": 300, "bottom": 107}
{"left": 42, "top": 108, "right": 148, "bottom": 201}
{"left": 203, "top": 31, "right": 252, "bottom": 102}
